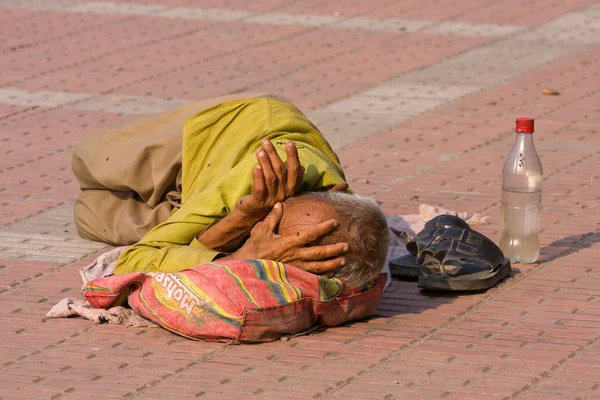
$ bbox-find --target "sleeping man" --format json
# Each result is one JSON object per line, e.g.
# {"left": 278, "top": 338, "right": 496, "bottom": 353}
{"left": 72, "top": 93, "right": 389, "bottom": 289}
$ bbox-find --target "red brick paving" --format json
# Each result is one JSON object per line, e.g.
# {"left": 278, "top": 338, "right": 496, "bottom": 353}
{"left": 0, "top": 11, "right": 126, "bottom": 54}
{"left": 0, "top": 0, "right": 599, "bottom": 399}
{"left": 0, "top": 109, "right": 139, "bottom": 225}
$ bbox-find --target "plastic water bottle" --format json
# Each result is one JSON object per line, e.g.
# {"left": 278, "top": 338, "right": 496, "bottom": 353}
{"left": 499, "top": 118, "right": 543, "bottom": 264}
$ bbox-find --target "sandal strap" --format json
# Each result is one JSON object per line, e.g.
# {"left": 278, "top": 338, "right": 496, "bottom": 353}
{"left": 406, "top": 215, "right": 470, "bottom": 255}
{"left": 420, "top": 230, "right": 505, "bottom": 277}
{"left": 423, "top": 215, "right": 470, "bottom": 230}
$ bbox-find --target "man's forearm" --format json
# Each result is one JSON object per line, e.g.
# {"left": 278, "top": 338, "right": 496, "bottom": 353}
{"left": 196, "top": 208, "right": 259, "bottom": 252}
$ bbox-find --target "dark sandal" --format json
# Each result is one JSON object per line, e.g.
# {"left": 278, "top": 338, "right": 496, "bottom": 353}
{"left": 389, "top": 215, "right": 470, "bottom": 279}
{"left": 417, "top": 229, "right": 511, "bottom": 291}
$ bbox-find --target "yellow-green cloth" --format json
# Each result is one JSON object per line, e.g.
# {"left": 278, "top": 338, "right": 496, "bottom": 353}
{"left": 114, "top": 97, "right": 347, "bottom": 274}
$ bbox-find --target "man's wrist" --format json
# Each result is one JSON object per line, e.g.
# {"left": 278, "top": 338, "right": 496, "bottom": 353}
{"left": 230, "top": 206, "right": 263, "bottom": 228}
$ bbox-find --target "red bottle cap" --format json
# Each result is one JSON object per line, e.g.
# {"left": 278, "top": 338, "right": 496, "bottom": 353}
{"left": 515, "top": 117, "right": 534, "bottom": 133}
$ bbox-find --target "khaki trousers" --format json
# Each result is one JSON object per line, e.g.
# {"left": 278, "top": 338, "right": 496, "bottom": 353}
{"left": 72, "top": 93, "right": 266, "bottom": 245}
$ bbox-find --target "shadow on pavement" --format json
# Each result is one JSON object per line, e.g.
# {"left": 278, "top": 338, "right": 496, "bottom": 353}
{"left": 539, "top": 229, "right": 600, "bottom": 263}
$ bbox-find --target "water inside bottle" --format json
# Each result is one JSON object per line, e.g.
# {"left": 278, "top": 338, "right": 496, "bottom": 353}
{"left": 500, "top": 174, "right": 542, "bottom": 264}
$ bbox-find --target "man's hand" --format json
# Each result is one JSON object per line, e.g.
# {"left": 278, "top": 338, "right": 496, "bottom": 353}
{"left": 223, "top": 203, "right": 348, "bottom": 275}
{"left": 235, "top": 139, "right": 304, "bottom": 223}
{"left": 197, "top": 139, "right": 304, "bottom": 252}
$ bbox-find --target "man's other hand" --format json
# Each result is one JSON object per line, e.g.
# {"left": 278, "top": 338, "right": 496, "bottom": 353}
{"left": 235, "top": 139, "right": 304, "bottom": 223}
{"left": 225, "top": 203, "right": 347, "bottom": 275}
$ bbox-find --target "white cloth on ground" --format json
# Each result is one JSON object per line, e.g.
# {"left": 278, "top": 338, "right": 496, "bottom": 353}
{"left": 46, "top": 297, "right": 157, "bottom": 327}
{"left": 79, "top": 246, "right": 129, "bottom": 288}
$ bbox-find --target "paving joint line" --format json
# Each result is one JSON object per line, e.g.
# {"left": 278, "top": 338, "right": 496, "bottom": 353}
{"left": 318, "top": 226, "right": 600, "bottom": 398}
{"left": 1, "top": 13, "right": 142, "bottom": 56}
{"left": 0, "top": 145, "right": 72, "bottom": 176}
{"left": 122, "top": 345, "right": 230, "bottom": 399}
{"left": 0, "top": 105, "right": 39, "bottom": 121}
{"left": 0, "top": 325, "right": 95, "bottom": 373}
{"left": 238, "top": 7, "right": 425, "bottom": 93}
{"left": 510, "top": 330, "right": 600, "bottom": 399}
{"left": 237, "top": 43, "right": 370, "bottom": 94}
{"left": 0, "top": 21, "right": 226, "bottom": 91}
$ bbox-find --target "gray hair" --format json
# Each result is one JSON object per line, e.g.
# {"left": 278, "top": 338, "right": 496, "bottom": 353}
{"left": 302, "top": 191, "right": 390, "bottom": 288}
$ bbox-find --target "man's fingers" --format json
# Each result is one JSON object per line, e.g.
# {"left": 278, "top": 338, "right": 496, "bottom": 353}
{"left": 252, "top": 164, "right": 266, "bottom": 201}
{"left": 285, "top": 141, "right": 303, "bottom": 194}
{"left": 297, "top": 243, "right": 348, "bottom": 261}
{"left": 256, "top": 147, "right": 276, "bottom": 190}
{"left": 294, "top": 219, "right": 340, "bottom": 245}
{"left": 293, "top": 258, "right": 344, "bottom": 274}
{"left": 261, "top": 139, "right": 286, "bottom": 184}
{"left": 261, "top": 202, "right": 284, "bottom": 233}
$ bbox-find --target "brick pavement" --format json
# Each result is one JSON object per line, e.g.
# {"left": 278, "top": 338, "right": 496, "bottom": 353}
{"left": 0, "top": 0, "right": 599, "bottom": 399}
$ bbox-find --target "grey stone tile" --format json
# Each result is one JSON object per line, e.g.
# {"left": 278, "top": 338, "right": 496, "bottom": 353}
{"left": 245, "top": 12, "right": 341, "bottom": 27}
{"left": 74, "top": 94, "right": 190, "bottom": 115}
{"left": 0, "top": 0, "right": 74, "bottom": 11}
{"left": 0, "top": 203, "right": 106, "bottom": 261}
{"left": 334, "top": 17, "right": 433, "bottom": 33}
{"left": 155, "top": 7, "right": 252, "bottom": 21}
{"left": 422, "top": 22, "right": 526, "bottom": 37}
{"left": 361, "top": 84, "right": 480, "bottom": 100}
{"left": 0, "top": 88, "right": 93, "bottom": 109}
{"left": 520, "top": 10, "right": 600, "bottom": 44}
{"left": 65, "top": 1, "right": 167, "bottom": 15}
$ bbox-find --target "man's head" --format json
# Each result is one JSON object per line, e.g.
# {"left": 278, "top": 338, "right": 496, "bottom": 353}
{"left": 278, "top": 192, "right": 390, "bottom": 288}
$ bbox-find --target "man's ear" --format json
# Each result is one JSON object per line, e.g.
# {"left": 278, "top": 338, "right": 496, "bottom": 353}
{"left": 328, "top": 183, "right": 349, "bottom": 192}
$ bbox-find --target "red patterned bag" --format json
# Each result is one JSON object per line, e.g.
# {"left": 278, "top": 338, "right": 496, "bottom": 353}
{"left": 84, "top": 259, "right": 386, "bottom": 343}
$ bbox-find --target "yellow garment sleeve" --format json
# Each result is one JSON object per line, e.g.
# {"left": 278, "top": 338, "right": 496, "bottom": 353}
{"left": 114, "top": 97, "right": 347, "bottom": 274}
